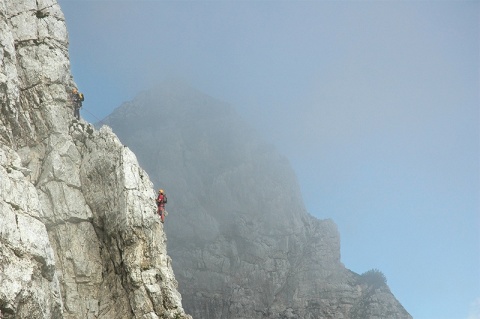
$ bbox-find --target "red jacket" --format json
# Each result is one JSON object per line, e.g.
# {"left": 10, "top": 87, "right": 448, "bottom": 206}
{"left": 156, "top": 193, "right": 167, "bottom": 208}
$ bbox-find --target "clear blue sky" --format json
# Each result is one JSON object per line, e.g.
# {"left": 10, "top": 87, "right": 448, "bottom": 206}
{"left": 58, "top": 1, "right": 479, "bottom": 318}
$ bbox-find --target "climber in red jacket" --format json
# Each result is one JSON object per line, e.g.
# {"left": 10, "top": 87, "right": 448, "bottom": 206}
{"left": 156, "top": 189, "right": 167, "bottom": 223}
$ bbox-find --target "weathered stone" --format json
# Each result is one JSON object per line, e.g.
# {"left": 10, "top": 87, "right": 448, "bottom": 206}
{"left": 0, "top": 144, "right": 63, "bottom": 318}
{"left": 0, "top": 1, "right": 191, "bottom": 318}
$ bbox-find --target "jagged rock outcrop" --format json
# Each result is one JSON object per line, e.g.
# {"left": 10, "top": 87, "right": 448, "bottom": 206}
{"left": 0, "top": 1, "right": 190, "bottom": 318}
{"left": 103, "top": 81, "right": 413, "bottom": 319}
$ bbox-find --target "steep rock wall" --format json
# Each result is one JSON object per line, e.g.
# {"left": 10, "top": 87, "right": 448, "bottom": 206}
{"left": 0, "top": 1, "right": 190, "bottom": 318}
{"left": 104, "top": 82, "right": 413, "bottom": 319}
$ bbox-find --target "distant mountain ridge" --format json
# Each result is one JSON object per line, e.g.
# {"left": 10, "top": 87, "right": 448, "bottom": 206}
{"left": 103, "top": 81, "right": 413, "bottom": 319}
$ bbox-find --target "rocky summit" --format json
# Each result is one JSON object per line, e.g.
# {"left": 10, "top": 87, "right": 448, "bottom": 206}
{"left": 103, "top": 81, "right": 413, "bottom": 319}
{"left": 0, "top": 1, "right": 191, "bottom": 318}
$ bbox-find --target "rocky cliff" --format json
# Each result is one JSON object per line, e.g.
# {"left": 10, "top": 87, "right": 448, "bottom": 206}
{"left": 103, "top": 82, "right": 413, "bottom": 319}
{"left": 0, "top": 1, "right": 190, "bottom": 318}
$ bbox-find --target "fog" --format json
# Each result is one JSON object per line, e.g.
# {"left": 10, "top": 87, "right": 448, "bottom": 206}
{"left": 59, "top": 1, "right": 479, "bottom": 318}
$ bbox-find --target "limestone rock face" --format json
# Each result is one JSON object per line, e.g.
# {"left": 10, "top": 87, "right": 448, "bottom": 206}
{"left": 104, "top": 81, "right": 413, "bottom": 319}
{"left": 0, "top": 1, "right": 190, "bottom": 318}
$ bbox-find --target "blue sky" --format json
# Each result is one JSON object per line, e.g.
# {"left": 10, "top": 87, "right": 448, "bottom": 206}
{"left": 58, "top": 1, "right": 479, "bottom": 318}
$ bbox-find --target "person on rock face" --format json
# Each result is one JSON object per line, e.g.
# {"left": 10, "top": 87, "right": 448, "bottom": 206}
{"left": 156, "top": 189, "right": 167, "bottom": 223}
{"left": 71, "top": 88, "right": 84, "bottom": 120}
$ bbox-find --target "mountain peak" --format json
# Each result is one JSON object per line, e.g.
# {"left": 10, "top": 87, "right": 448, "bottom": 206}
{"left": 105, "top": 83, "right": 413, "bottom": 319}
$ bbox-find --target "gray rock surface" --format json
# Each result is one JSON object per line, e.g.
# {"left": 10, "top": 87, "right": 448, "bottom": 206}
{"left": 104, "top": 81, "right": 413, "bottom": 319}
{"left": 0, "top": 1, "right": 190, "bottom": 318}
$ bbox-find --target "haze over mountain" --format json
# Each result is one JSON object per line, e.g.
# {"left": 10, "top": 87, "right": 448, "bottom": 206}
{"left": 59, "top": 1, "right": 479, "bottom": 317}
{"left": 103, "top": 81, "right": 412, "bottom": 319}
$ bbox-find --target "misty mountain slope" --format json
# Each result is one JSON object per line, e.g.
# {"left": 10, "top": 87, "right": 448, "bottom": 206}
{"left": 103, "top": 83, "right": 307, "bottom": 240}
{"left": 103, "top": 81, "right": 412, "bottom": 319}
